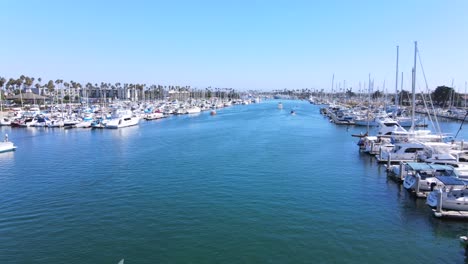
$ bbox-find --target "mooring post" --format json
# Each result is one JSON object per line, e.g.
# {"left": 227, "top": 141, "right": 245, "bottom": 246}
{"left": 387, "top": 153, "right": 392, "bottom": 168}
{"left": 436, "top": 188, "right": 443, "bottom": 213}
{"left": 399, "top": 162, "right": 404, "bottom": 181}
{"left": 415, "top": 174, "right": 421, "bottom": 194}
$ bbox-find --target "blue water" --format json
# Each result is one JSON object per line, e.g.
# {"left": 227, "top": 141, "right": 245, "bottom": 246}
{"left": 1, "top": 100, "right": 468, "bottom": 264}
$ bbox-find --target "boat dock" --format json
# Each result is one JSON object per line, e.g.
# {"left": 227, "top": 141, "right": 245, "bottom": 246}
{"left": 433, "top": 209, "right": 468, "bottom": 219}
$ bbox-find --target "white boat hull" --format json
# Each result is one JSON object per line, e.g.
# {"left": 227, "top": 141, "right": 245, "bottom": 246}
{"left": 427, "top": 189, "right": 468, "bottom": 211}
{"left": 106, "top": 117, "right": 140, "bottom": 129}
{"left": 0, "top": 142, "right": 16, "bottom": 153}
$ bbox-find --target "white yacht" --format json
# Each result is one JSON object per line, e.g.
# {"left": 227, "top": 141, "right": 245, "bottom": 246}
{"left": 186, "top": 106, "right": 201, "bottom": 114}
{"left": 427, "top": 177, "right": 468, "bottom": 211}
{"left": 376, "top": 141, "right": 425, "bottom": 163}
{"left": 403, "top": 163, "right": 458, "bottom": 194}
{"left": 144, "top": 112, "right": 165, "bottom": 120}
{"left": 106, "top": 109, "right": 140, "bottom": 129}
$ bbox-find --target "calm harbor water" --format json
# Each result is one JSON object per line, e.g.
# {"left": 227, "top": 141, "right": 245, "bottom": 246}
{"left": 1, "top": 100, "right": 468, "bottom": 263}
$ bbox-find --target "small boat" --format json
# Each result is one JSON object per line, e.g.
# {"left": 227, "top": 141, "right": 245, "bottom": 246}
{"left": 0, "top": 117, "right": 11, "bottom": 126}
{"left": 10, "top": 117, "right": 34, "bottom": 127}
{"left": 144, "top": 112, "right": 164, "bottom": 120}
{"left": 0, "top": 134, "right": 16, "bottom": 153}
{"left": 91, "top": 119, "right": 107, "bottom": 129}
{"left": 278, "top": 102, "right": 283, "bottom": 109}
{"left": 427, "top": 176, "right": 468, "bottom": 211}
{"left": 290, "top": 110, "right": 296, "bottom": 115}
{"left": 186, "top": 106, "right": 201, "bottom": 114}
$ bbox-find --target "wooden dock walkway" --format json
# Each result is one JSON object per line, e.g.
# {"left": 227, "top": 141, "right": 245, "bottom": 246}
{"left": 433, "top": 209, "right": 468, "bottom": 219}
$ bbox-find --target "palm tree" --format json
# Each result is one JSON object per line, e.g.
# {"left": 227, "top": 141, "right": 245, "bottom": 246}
{"left": 0, "top": 77, "right": 6, "bottom": 90}
{"left": 46, "top": 80, "right": 55, "bottom": 97}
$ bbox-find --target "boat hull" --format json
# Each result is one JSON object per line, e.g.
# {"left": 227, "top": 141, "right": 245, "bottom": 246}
{"left": 0, "top": 142, "right": 17, "bottom": 153}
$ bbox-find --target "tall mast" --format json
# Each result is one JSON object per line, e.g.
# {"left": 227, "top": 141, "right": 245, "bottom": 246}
{"left": 400, "top": 72, "right": 404, "bottom": 106}
{"left": 411, "top": 41, "right": 417, "bottom": 131}
{"left": 367, "top": 73, "right": 371, "bottom": 134}
{"left": 395, "top": 46, "right": 399, "bottom": 113}
{"left": 331, "top": 74, "right": 334, "bottom": 102}
{"left": 465, "top": 81, "right": 467, "bottom": 108}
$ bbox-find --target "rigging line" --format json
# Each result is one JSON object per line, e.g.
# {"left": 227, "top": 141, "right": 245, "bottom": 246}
{"left": 417, "top": 49, "right": 442, "bottom": 135}
{"left": 419, "top": 85, "right": 434, "bottom": 130}
{"left": 455, "top": 111, "right": 468, "bottom": 139}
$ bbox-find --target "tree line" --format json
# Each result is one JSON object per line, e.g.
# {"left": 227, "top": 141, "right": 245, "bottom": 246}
{"left": 0, "top": 75, "right": 242, "bottom": 101}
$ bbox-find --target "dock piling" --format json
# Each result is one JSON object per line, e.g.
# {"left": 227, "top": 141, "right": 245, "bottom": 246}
{"left": 436, "top": 188, "right": 443, "bottom": 213}
{"left": 415, "top": 174, "right": 421, "bottom": 194}
{"left": 399, "top": 162, "right": 404, "bottom": 181}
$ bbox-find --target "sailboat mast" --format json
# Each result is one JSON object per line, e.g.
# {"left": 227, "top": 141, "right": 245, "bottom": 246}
{"left": 465, "top": 81, "right": 467, "bottom": 108}
{"left": 400, "top": 72, "right": 404, "bottom": 106}
{"left": 331, "top": 74, "right": 334, "bottom": 102}
{"left": 367, "top": 73, "right": 371, "bottom": 133}
{"left": 0, "top": 87, "right": 3, "bottom": 117}
{"left": 395, "top": 46, "right": 399, "bottom": 113}
{"left": 411, "top": 41, "right": 417, "bottom": 131}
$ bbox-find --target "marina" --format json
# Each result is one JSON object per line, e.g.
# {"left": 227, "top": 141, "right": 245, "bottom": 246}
{"left": 3, "top": 1, "right": 468, "bottom": 262}
{"left": 2, "top": 100, "right": 468, "bottom": 263}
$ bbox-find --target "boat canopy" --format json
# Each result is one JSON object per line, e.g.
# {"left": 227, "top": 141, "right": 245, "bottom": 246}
{"left": 435, "top": 176, "right": 466, "bottom": 186}
{"left": 406, "top": 162, "right": 453, "bottom": 172}
{"left": 429, "top": 164, "right": 454, "bottom": 171}
{"left": 406, "top": 162, "right": 432, "bottom": 171}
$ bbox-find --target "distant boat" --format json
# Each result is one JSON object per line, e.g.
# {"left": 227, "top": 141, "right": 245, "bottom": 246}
{"left": 0, "top": 117, "right": 11, "bottom": 126}
{"left": 0, "top": 134, "right": 16, "bottom": 153}
{"left": 278, "top": 102, "right": 283, "bottom": 109}
{"left": 186, "top": 106, "right": 201, "bottom": 114}
{"left": 290, "top": 110, "right": 296, "bottom": 115}
{"left": 106, "top": 109, "right": 140, "bottom": 129}
{"left": 144, "top": 112, "right": 164, "bottom": 120}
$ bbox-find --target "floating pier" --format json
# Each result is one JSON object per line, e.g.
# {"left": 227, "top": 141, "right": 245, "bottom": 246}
{"left": 433, "top": 209, "right": 468, "bottom": 219}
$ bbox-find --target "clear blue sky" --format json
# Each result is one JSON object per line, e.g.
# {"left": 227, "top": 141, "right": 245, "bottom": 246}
{"left": 1, "top": 0, "right": 467, "bottom": 92}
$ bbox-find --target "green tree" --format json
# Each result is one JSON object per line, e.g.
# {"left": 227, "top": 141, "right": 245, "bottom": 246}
{"left": 0, "top": 77, "right": 6, "bottom": 89}
{"left": 6, "top": 78, "right": 15, "bottom": 91}
{"left": 346, "top": 88, "right": 355, "bottom": 97}
{"left": 431, "top": 86, "right": 458, "bottom": 107}
{"left": 47, "top": 80, "right": 55, "bottom": 92}
{"left": 372, "top": 90, "right": 382, "bottom": 99}
{"left": 25, "top": 77, "right": 33, "bottom": 88}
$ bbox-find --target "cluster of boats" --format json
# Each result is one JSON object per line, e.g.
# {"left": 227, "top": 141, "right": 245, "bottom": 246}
{"left": 321, "top": 102, "right": 468, "bottom": 218}
{"left": 416, "top": 107, "right": 468, "bottom": 122}
{"left": 0, "top": 98, "right": 261, "bottom": 154}
{"left": 321, "top": 104, "right": 426, "bottom": 127}
{"left": 0, "top": 98, "right": 257, "bottom": 129}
